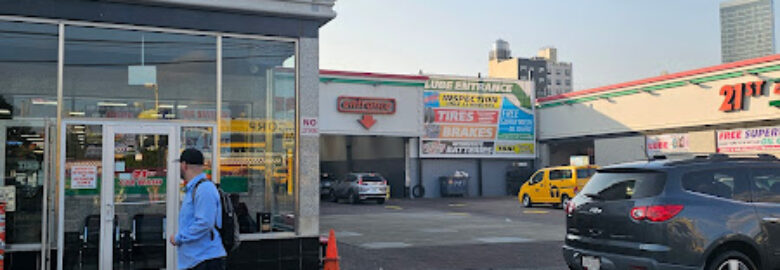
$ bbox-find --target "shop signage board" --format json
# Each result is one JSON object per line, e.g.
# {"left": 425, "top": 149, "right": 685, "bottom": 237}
{"left": 717, "top": 125, "right": 780, "bottom": 153}
{"left": 719, "top": 79, "right": 780, "bottom": 112}
{"left": 421, "top": 77, "right": 535, "bottom": 158}
{"left": 646, "top": 133, "right": 690, "bottom": 156}
{"left": 337, "top": 96, "right": 396, "bottom": 114}
{"left": 336, "top": 96, "right": 396, "bottom": 130}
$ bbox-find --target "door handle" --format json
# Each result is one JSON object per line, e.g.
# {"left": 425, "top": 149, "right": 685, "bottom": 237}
{"left": 763, "top": 217, "right": 780, "bottom": 223}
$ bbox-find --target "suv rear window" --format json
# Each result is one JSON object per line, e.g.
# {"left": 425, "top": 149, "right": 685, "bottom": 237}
{"left": 576, "top": 168, "right": 597, "bottom": 179}
{"left": 361, "top": 175, "right": 385, "bottom": 182}
{"left": 580, "top": 170, "right": 666, "bottom": 201}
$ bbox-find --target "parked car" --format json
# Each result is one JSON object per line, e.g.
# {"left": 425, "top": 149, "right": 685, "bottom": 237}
{"left": 320, "top": 173, "right": 336, "bottom": 199}
{"left": 329, "top": 172, "right": 389, "bottom": 204}
{"left": 518, "top": 165, "right": 599, "bottom": 209}
{"left": 563, "top": 153, "right": 780, "bottom": 270}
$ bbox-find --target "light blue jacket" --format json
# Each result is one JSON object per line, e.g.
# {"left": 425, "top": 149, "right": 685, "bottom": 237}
{"left": 175, "top": 173, "right": 226, "bottom": 269}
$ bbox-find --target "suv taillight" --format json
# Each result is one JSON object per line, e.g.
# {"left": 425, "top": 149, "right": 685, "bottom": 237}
{"left": 565, "top": 201, "right": 576, "bottom": 215}
{"left": 382, "top": 180, "right": 387, "bottom": 185}
{"left": 573, "top": 186, "right": 579, "bottom": 194}
{"left": 630, "top": 205, "right": 683, "bottom": 222}
{"left": 358, "top": 179, "right": 363, "bottom": 185}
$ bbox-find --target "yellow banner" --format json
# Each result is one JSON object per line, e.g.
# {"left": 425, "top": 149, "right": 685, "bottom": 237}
{"left": 496, "top": 143, "right": 535, "bottom": 155}
{"left": 439, "top": 92, "right": 501, "bottom": 109}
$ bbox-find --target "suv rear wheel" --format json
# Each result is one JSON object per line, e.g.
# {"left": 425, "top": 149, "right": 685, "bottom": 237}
{"left": 709, "top": 251, "right": 757, "bottom": 270}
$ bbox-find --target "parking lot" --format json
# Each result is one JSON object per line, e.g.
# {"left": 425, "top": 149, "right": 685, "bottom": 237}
{"left": 320, "top": 196, "right": 568, "bottom": 270}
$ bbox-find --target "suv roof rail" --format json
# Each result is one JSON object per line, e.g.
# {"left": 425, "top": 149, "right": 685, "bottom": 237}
{"left": 665, "top": 152, "right": 779, "bottom": 165}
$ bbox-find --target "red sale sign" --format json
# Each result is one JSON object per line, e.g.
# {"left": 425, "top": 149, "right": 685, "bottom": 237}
{"left": 432, "top": 109, "right": 499, "bottom": 124}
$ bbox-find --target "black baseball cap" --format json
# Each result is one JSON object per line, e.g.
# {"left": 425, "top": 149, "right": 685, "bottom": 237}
{"left": 176, "top": 148, "right": 204, "bottom": 165}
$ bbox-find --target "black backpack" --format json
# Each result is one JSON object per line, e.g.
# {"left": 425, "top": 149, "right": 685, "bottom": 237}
{"left": 192, "top": 178, "right": 241, "bottom": 253}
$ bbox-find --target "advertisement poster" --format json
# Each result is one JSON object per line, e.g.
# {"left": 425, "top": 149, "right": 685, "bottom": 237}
{"left": 71, "top": 165, "right": 98, "bottom": 189}
{"left": 646, "top": 133, "right": 690, "bottom": 156}
{"left": 717, "top": 126, "right": 780, "bottom": 153}
{"left": 421, "top": 77, "right": 535, "bottom": 158}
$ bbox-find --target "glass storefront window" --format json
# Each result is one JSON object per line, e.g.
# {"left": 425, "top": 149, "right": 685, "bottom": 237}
{"left": 63, "top": 26, "right": 217, "bottom": 120}
{"left": 221, "top": 37, "right": 296, "bottom": 234}
{"left": 0, "top": 21, "right": 58, "bottom": 119}
{"left": 0, "top": 20, "right": 58, "bottom": 269}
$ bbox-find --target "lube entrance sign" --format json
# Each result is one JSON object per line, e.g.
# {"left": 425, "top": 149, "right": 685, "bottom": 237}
{"left": 421, "top": 77, "right": 535, "bottom": 158}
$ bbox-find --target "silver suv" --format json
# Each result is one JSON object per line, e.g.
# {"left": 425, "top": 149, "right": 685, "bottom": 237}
{"left": 329, "top": 172, "right": 388, "bottom": 204}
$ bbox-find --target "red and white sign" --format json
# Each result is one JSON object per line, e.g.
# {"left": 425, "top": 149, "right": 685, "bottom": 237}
{"left": 301, "top": 117, "right": 319, "bottom": 136}
{"left": 432, "top": 109, "right": 498, "bottom": 124}
{"left": 71, "top": 166, "right": 98, "bottom": 189}
{"left": 646, "top": 134, "right": 689, "bottom": 156}
{"left": 337, "top": 96, "right": 396, "bottom": 114}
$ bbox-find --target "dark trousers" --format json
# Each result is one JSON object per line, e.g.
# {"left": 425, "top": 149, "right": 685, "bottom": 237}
{"left": 189, "top": 257, "right": 225, "bottom": 270}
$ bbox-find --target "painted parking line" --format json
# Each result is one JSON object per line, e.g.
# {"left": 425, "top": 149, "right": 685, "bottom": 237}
{"left": 448, "top": 203, "right": 466, "bottom": 207}
{"left": 419, "top": 228, "right": 458, "bottom": 233}
{"left": 320, "top": 231, "right": 362, "bottom": 238}
{"left": 360, "top": 242, "right": 412, "bottom": 249}
{"left": 523, "top": 210, "right": 549, "bottom": 214}
{"left": 385, "top": 205, "right": 403, "bottom": 210}
{"left": 476, "top": 237, "right": 534, "bottom": 244}
{"left": 447, "top": 212, "right": 471, "bottom": 216}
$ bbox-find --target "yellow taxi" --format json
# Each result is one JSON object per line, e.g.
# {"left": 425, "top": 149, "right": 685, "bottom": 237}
{"left": 518, "top": 165, "right": 599, "bottom": 209}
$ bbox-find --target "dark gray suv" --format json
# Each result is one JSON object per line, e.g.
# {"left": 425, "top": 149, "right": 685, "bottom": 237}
{"left": 563, "top": 154, "right": 780, "bottom": 270}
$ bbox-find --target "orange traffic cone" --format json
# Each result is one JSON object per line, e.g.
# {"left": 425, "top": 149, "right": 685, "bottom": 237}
{"left": 324, "top": 229, "right": 340, "bottom": 270}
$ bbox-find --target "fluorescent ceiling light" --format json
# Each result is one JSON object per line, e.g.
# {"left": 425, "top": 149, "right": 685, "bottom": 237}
{"left": 33, "top": 150, "right": 44, "bottom": 154}
{"left": 32, "top": 99, "right": 57, "bottom": 106}
{"left": 159, "top": 105, "right": 188, "bottom": 109}
{"left": 73, "top": 126, "right": 85, "bottom": 129}
{"left": 21, "top": 134, "right": 40, "bottom": 138}
{"left": 97, "top": 102, "right": 128, "bottom": 107}
{"left": 69, "top": 112, "right": 86, "bottom": 116}
{"left": 0, "top": 109, "right": 10, "bottom": 115}
{"left": 25, "top": 138, "right": 44, "bottom": 142}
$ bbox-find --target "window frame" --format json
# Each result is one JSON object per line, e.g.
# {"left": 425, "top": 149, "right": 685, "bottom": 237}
{"left": 681, "top": 167, "right": 751, "bottom": 202}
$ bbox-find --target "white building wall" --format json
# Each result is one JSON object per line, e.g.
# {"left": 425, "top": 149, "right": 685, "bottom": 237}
{"left": 594, "top": 136, "right": 647, "bottom": 166}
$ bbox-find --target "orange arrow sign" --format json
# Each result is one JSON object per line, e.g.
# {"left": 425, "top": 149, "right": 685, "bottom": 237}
{"left": 358, "top": 114, "right": 376, "bottom": 129}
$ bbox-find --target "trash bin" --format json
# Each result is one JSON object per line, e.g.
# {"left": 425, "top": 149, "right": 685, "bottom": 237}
{"left": 440, "top": 175, "right": 469, "bottom": 197}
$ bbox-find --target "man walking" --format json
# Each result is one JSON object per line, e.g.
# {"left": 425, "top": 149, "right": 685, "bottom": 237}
{"left": 170, "top": 148, "right": 227, "bottom": 270}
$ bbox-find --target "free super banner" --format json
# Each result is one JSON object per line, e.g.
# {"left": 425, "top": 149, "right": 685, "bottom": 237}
{"left": 422, "top": 77, "right": 535, "bottom": 158}
{"left": 717, "top": 126, "right": 780, "bottom": 153}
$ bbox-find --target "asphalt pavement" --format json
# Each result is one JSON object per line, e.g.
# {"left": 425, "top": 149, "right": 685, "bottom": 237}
{"left": 320, "top": 196, "right": 569, "bottom": 270}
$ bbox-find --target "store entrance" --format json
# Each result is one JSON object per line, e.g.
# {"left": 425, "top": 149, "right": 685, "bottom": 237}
{"left": 0, "top": 119, "right": 55, "bottom": 270}
{"left": 59, "top": 121, "right": 216, "bottom": 270}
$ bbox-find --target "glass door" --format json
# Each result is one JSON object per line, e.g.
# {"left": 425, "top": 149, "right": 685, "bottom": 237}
{"left": 0, "top": 119, "right": 52, "bottom": 269}
{"left": 102, "top": 125, "right": 176, "bottom": 270}
{"left": 59, "top": 122, "right": 215, "bottom": 270}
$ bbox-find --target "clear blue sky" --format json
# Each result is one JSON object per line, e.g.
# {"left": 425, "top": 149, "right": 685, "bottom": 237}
{"left": 320, "top": 0, "right": 780, "bottom": 90}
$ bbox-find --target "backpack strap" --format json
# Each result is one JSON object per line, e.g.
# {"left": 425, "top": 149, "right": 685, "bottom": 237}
{"left": 190, "top": 178, "right": 216, "bottom": 241}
